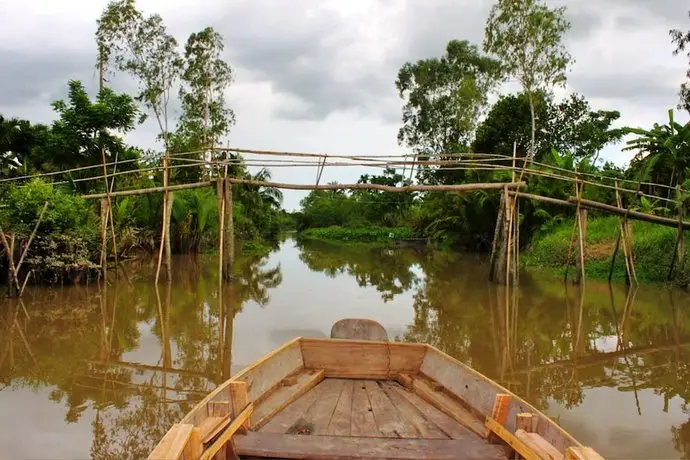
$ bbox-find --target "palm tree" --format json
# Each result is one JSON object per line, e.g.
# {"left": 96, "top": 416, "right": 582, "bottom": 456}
{"left": 252, "top": 168, "right": 283, "bottom": 209}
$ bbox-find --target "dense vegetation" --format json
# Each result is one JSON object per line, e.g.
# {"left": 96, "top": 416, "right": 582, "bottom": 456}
{"left": 2, "top": 0, "right": 690, "bottom": 289}
{"left": 0, "top": 1, "right": 288, "bottom": 287}
{"left": 295, "top": 3, "right": 690, "bottom": 285}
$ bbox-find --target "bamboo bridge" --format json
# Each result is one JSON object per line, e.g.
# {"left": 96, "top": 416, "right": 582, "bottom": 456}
{"left": 0, "top": 146, "right": 686, "bottom": 294}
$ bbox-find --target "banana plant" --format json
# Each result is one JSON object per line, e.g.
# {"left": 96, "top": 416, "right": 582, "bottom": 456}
{"left": 624, "top": 109, "right": 690, "bottom": 189}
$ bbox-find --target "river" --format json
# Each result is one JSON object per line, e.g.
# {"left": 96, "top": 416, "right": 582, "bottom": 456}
{"left": 0, "top": 237, "right": 689, "bottom": 459}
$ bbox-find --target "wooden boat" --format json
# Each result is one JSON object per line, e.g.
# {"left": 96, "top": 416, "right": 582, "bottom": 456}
{"left": 148, "top": 319, "right": 603, "bottom": 460}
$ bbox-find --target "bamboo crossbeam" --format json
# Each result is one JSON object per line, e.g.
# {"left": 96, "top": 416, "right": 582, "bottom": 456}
{"left": 82, "top": 180, "right": 526, "bottom": 199}
{"left": 568, "top": 197, "right": 690, "bottom": 229}
{"left": 509, "top": 192, "right": 690, "bottom": 229}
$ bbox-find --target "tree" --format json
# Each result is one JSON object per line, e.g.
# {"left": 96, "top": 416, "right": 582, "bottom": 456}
{"left": 473, "top": 92, "right": 621, "bottom": 163}
{"left": 671, "top": 11, "right": 690, "bottom": 114}
{"left": 96, "top": 0, "right": 182, "bottom": 151}
{"left": 396, "top": 40, "right": 502, "bottom": 158}
{"left": 484, "top": 0, "right": 573, "bottom": 160}
{"left": 48, "top": 80, "right": 139, "bottom": 190}
{"left": 177, "top": 27, "right": 235, "bottom": 151}
{"left": 0, "top": 116, "right": 50, "bottom": 176}
{"left": 547, "top": 93, "right": 622, "bottom": 162}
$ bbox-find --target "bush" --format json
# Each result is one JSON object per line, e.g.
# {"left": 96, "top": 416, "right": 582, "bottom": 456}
{"left": 0, "top": 178, "right": 96, "bottom": 237}
{"left": 300, "top": 226, "right": 415, "bottom": 243}
{"left": 525, "top": 215, "right": 689, "bottom": 284}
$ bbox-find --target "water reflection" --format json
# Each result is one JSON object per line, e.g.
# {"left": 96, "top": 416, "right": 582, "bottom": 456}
{"left": 1, "top": 239, "right": 690, "bottom": 458}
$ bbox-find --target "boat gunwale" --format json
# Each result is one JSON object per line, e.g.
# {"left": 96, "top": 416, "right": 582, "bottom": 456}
{"left": 178, "top": 337, "right": 582, "bottom": 452}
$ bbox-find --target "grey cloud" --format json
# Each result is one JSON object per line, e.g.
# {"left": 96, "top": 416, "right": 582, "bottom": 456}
{"left": 570, "top": 71, "right": 680, "bottom": 106}
{"left": 0, "top": 49, "right": 95, "bottom": 108}
{"left": 609, "top": 0, "right": 687, "bottom": 25}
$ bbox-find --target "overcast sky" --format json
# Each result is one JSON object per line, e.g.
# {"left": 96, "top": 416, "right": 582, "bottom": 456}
{"left": 1, "top": 0, "right": 688, "bottom": 209}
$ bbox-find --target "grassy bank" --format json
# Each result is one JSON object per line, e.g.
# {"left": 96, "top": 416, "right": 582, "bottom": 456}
{"left": 299, "top": 226, "right": 415, "bottom": 244}
{"left": 524, "top": 215, "right": 690, "bottom": 284}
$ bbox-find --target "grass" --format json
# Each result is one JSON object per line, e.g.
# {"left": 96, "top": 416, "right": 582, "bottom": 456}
{"left": 524, "top": 215, "right": 689, "bottom": 284}
{"left": 299, "top": 226, "right": 416, "bottom": 244}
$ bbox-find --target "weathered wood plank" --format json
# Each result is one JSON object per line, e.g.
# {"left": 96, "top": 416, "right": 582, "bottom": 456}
{"left": 411, "top": 374, "right": 487, "bottom": 438}
{"left": 351, "top": 380, "right": 382, "bottom": 437}
{"left": 365, "top": 380, "right": 418, "bottom": 438}
{"left": 389, "top": 382, "right": 473, "bottom": 440}
{"left": 326, "top": 379, "right": 354, "bottom": 436}
{"left": 301, "top": 338, "right": 425, "bottom": 378}
{"left": 565, "top": 446, "right": 605, "bottom": 460}
{"left": 199, "top": 403, "right": 253, "bottom": 460}
{"left": 380, "top": 382, "right": 448, "bottom": 439}
{"left": 234, "top": 337, "right": 304, "bottom": 402}
{"left": 148, "top": 423, "right": 194, "bottom": 460}
{"left": 234, "top": 432, "right": 509, "bottom": 459}
{"left": 420, "top": 346, "right": 577, "bottom": 452}
{"left": 251, "top": 368, "right": 325, "bottom": 429}
{"left": 180, "top": 337, "right": 304, "bottom": 427}
{"left": 516, "top": 430, "right": 564, "bottom": 460}
{"left": 302, "top": 378, "right": 347, "bottom": 435}
{"left": 259, "top": 379, "right": 333, "bottom": 434}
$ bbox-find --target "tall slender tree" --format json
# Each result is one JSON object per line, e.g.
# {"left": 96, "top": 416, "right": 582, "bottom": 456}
{"left": 96, "top": 0, "right": 182, "bottom": 151}
{"left": 671, "top": 11, "right": 690, "bottom": 114}
{"left": 484, "top": 0, "right": 573, "bottom": 160}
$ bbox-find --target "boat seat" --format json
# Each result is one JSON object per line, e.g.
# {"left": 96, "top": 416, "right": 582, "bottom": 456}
{"left": 330, "top": 318, "right": 388, "bottom": 341}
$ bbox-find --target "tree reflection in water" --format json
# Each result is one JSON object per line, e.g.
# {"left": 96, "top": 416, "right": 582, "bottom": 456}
{"left": 0, "top": 252, "right": 282, "bottom": 460}
{"left": 4, "top": 240, "right": 690, "bottom": 458}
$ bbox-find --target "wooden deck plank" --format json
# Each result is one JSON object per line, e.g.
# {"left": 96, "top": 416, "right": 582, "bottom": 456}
{"left": 234, "top": 432, "right": 508, "bottom": 460}
{"left": 411, "top": 374, "right": 488, "bottom": 438}
{"left": 301, "top": 379, "right": 347, "bottom": 435}
{"left": 365, "top": 380, "right": 419, "bottom": 438}
{"left": 351, "top": 380, "right": 382, "bottom": 437}
{"left": 259, "top": 378, "right": 334, "bottom": 434}
{"left": 391, "top": 381, "right": 475, "bottom": 440}
{"left": 380, "top": 382, "right": 449, "bottom": 440}
{"left": 326, "top": 379, "right": 354, "bottom": 436}
{"left": 251, "top": 368, "right": 325, "bottom": 429}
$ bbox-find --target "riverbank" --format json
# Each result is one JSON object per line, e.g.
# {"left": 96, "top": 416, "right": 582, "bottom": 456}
{"left": 524, "top": 215, "right": 690, "bottom": 285}
{"left": 298, "top": 226, "right": 416, "bottom": 244}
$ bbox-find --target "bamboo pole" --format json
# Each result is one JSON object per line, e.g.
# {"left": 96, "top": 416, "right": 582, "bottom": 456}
{"left": 83, "top": 180, "right": 526, "bottom": 199}
{"left": 574, "top": 208, "right": 587, "bottom": 285}
{"left": 669, "top": 189, "right": 685, "bottom": 280}
{"left": 100, "top": 197, "right": 109, "bottom": 276}
{"left": 489, "top": 192, "right": 506, "bottom": 282}
{"left": 615, "top": 180, "right": 637, "bottom": 286}
{"left": 609, "top": 233, "right": 621, "bottom": 283}
{"left": 217, "top": 178, "right": 225, "bottom": 282}
{"left": 564, "top": 179, "right": 582, "bottom": 283}
{"left": 0, "top": 229, "right": 19, "bottom": 296}
{"left": 223, "top": 175, "right": 234, "bottom": 280}
{"left": 155, "top": 156, "right": 170, "bottom": 284}
{"left": 164, "top": 191, "right": 173, "bottom": 282}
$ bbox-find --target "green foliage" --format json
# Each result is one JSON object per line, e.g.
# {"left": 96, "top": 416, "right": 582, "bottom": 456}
{"left": 300, "top": 226, "right": 415, "bottom": 244}
{"left": 297, "top": 169, "right": 416, "bottom": 233}
{"left": 0, "top": 178, "right": 96, "bottom": 237}
{"left": 396, "top": 40, "right": 502, "bottom": 156}
{"left": 525, "top": 216, "right": 690, "bottom": 284}
{"left": 97, "top": 0, "right": 182, "bottom": 146}
{"left": 624, "top": 109, "right": 690, "bottom": 190}
{"left": 484, "top": 0, "right": 572, "bottom": 155}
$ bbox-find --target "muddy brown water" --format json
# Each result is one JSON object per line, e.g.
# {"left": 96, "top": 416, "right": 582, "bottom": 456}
{"left": 1, "top": 237, "right": 690, "bottom": 459}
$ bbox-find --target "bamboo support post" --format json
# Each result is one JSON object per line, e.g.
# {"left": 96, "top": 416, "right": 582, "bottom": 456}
{"left": 669, "top": 186, "right": 685, "bottom": 280}
{"left": 99, "top": 197, "right": 109, "bottom": 276}
{"left": 224, "top": 176, "right": 234, "bottom": 280}
{"left": 615, "top": 180, "right": 637, "bottom": 286}
{"left": 217, "top": 178, "right": 226, "bottom": 281}
{"left": 574, "top": 208, "right": 588, "bottom": 285}
{"left": 491, "top": 187, "right": 511, "bottom": 284}
{"left": 489, "top": 192, "right": 506, "bottom": 282}
{"left": 155, "top": 155, "right": 173, "bottom": 284}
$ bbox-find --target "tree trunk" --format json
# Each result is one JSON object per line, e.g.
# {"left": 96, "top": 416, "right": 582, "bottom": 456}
{"left": 529, "top": 91, "right": 536, "bottom": 163}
